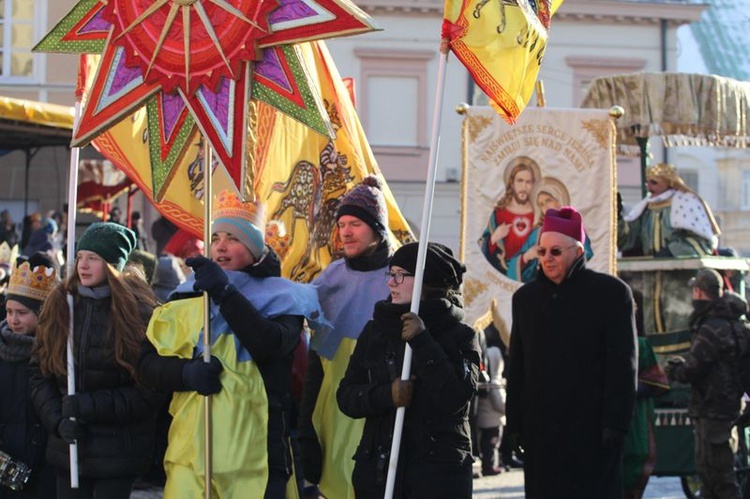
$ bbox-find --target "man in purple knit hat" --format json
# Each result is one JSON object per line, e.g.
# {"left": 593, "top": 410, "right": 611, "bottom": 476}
{"left": 505, "top": 206, "right": 637, "bottom": 499}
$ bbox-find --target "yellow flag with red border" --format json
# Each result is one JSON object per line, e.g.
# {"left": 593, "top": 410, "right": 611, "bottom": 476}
{"left": 443, "top": 0, "right": 564, "bottom": 123}
{"left": 86, "top": 42, "right": 414, "bottom": 281}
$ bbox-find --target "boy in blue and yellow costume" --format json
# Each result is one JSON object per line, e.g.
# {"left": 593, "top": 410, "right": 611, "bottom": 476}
{"left": 139, "top": 190, "right": 327, "bottom": 499}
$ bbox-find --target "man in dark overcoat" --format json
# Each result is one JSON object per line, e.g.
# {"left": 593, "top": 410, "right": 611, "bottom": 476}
{"left": 505, "top": 206, "right": 637, "bottom": 499}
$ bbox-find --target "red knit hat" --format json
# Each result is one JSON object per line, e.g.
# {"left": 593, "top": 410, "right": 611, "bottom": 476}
{"left": 164, "top": 229, "right": 204, "bottom": 259}
{"left": 540, "top": 206, "right": 585, "bottom": 244}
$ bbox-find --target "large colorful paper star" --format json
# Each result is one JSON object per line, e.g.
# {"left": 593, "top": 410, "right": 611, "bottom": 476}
{"left": 36, "top": 0, "right": 378, "bottom": 200}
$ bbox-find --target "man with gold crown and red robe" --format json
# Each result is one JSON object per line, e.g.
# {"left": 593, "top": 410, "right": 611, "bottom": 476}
{"left": 139, "top": 190, "right": 328, "bottom": 498}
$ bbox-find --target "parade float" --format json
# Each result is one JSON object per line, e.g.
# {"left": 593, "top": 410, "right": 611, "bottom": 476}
{"left": 583, "top": 71, "right": 750, "bottom": 498}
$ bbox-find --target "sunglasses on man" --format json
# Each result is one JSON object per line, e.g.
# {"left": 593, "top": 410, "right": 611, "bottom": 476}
{"left": 537, "top": 244, "right": 577, "bottom": 258}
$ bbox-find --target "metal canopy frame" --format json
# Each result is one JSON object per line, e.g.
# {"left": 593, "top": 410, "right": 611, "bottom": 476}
{"left": 0, "top": 96, "right": 74, "bottom": 215}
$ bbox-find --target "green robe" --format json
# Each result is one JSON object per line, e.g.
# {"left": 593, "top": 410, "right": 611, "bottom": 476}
{"left": 618, "top": 199, "right": 712, "bottom": 257}
{"left": 623, "top": 337, "right": 670, "bottom": 491}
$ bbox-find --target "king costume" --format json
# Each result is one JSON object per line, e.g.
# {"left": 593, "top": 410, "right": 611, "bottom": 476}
{"left": 298, "top": 176, "right": 391, "bottom": 499}
{"left": 139, "top": 190, "right": 328, "bottom": 499}
{"left": 619, "top": 163, "right": 720, "bottom": 257}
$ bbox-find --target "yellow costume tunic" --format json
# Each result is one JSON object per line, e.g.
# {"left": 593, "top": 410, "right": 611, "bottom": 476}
{"left": 311, "top": 337, "right": 363, "bottom": 498}
{"left": 147, "top": 271, "right": 326, "bottom": 499}
{"left": 148, "top": 297, "right": 270, "bottom": 498}
{"left": 307, "top": 259, "right": 389, "bottom": 498}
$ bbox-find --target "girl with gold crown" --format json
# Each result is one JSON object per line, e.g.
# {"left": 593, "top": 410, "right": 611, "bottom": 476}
{"left": 139, "top": 190, "right": 327, "bottom": 498}
{"left": 0, "top": 254, "right": 58, "bottom": 497}
{"left": 29, "top": 222, "right": 164, "bottom": 499}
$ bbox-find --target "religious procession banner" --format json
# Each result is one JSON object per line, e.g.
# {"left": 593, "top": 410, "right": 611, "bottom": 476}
{"left": 460, "top": 106, "right": 617, "bottom": 331}
{"left": 88, "top": 41, "right": 414, "bottom": 282}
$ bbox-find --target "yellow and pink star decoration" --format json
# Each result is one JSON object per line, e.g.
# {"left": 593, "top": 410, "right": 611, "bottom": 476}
{"left": 35, "top": 0, "right": 378, "bottom": 200}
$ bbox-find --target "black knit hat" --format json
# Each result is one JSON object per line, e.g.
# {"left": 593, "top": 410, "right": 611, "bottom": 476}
{"left": 76, "top": 222, "right": 136, "bottom": 271}
{"left": 389, "top": 242, "right": 466, "bottom": 290}
{"left": 336, "top": 175, "right": 389, "bottom": 242}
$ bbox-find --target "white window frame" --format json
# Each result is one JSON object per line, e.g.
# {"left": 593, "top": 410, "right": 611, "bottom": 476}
{"left": 0, "top": 0, "right": 45, "bottom": 84}
{"left": 741, "top": 170, "right": 750, "bottom": 210}
{"left": 679, "top": 169, "right": 699, "bottom": 193}
{"left": 355, "top": 48, "right": 434, "bottom": 155}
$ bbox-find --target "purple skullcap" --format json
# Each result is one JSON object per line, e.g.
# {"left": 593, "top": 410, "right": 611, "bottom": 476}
{"left": 540, "top": 206, "right": 585, "bottom": 244}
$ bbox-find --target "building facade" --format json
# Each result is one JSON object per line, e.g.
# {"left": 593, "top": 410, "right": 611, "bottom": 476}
{"left": 328, "top": 0, "right": 706, "bottom": 252}
{"left": 8, "top": 1, "right": 750, "bottom": 255}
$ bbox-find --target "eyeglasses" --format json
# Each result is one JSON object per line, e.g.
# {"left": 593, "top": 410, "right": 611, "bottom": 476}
{"left": 537, "top": 244, "right": 577, "bottom": 258}
{"left": 385, "top": 270, "right": 414, "bottom": 284}
{"left": 646, "top": 179, "right": 660, "bottom": 185}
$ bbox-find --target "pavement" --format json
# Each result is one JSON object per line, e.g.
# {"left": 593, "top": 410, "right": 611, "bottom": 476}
{"left": 131, "top": 468, "right": 688, "bottom": 498}
{"left": 472, "top": 466, "right": 687, "bottom": 499}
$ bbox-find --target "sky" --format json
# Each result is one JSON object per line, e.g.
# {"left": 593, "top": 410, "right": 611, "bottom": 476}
{"left": 679, "top": 0, "right": 750, "bottom": 80}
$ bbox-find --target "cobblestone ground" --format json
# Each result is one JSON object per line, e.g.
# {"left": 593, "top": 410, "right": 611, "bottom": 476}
{"left": 472, "top": 466, "right": 686, "bottom": 499}
{"left": 131, "top": 469, "right": 687, "bottom": 498}
{"left": 130, "top": 469, "right": 685, "bottom": 499}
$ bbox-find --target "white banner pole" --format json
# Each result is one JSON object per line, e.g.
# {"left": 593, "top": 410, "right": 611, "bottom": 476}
{"left": 65, "top": 101, "right": 81, "bottom": 488}
{"left": 383, "top": 45, "right": 450, "bottom": 499}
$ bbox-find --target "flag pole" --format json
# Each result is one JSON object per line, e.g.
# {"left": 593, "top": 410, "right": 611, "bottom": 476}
{"left": 65, "top": 101, "right": 81, "bottom": 489}
{"left": 384, "top": 42, "right": 450, "bottom": 499}
{"left": 202, "top": 142, "right": 214, "bottom": 499}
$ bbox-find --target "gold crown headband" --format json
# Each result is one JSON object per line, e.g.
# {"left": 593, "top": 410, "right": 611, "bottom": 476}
{"left": 213, "top": 189, "right": 265, "bottom": 228}
{"left": 646, "top": 163, "right": 678, "bottom": 181}
{"left": 7, "top": 261, "right": 57, "bottom": 302}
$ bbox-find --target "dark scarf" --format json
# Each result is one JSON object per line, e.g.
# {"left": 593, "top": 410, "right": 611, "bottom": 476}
{"left": 346, "top": 239, "right": 391, "bottom": 272}
{"left": 537, "top": 253, "right": 587, "bottom": 288}
{"left": 0, "top": 320, "right": 34, "bottom": 363}
{"left": 77, "top": 283, "right": 112, "bottom": 299}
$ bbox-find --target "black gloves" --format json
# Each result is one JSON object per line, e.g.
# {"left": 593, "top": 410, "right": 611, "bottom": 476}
{"left": 298, "top": 438, "right": 323, "bottom": 485}
{"left": 186, "top": 256, "right": 235, "bottom": 303}
{"left": 61, "top": 394, "right": 80, "bottom": 419}
{"left": 59, "top": 394, "right": 85, "bottom": 444}
{"left": 400, "top": 312, "right": 426, "bottom": 342}
{"left": 181, "top": 356, "right": 224, "bottom": 395}
{"left": 301, "top": 485, "right": 324, "bottom": 499}
{"left": 58, "top": 418, "right": 85, "bottom": 445}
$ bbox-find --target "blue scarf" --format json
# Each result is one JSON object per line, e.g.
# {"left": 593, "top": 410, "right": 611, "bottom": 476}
{"left": 309, "top": 259, "right": 390, "bottom": 359}
{"left": 174, "top": 270, "right": 328, "bottom": 361}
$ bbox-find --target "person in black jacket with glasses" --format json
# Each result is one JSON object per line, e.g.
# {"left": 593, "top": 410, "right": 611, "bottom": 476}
{"left": 338, "top": 242, "right": 480, "bottom": 499}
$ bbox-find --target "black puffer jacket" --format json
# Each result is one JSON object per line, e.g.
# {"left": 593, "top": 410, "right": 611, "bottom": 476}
{"left": 668, "top": 293, "right": 746, "bottom": 420}
{"left": 337, "top": 298, "right": 480, "bottom": 497}
{"left": 28, "top": 289, "right": 164, "bottom": 478}
{"left": 138, "top": 247, "right": 302, "bottom": 480}
{"left": 0, "top": 321, "right": 54, "bottom": 498}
